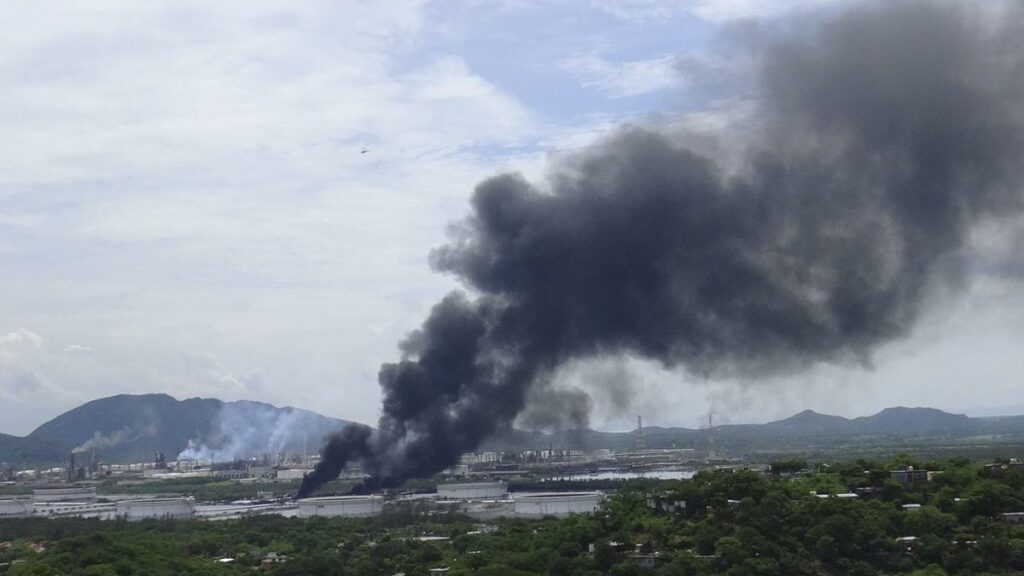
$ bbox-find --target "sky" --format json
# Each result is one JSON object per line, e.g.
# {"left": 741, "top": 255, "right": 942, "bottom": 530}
{"left": 2, "top": 0, "right": 1023, "bottom": 436}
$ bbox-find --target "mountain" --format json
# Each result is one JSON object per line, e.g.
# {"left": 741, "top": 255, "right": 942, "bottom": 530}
{"left": 5, "top": 396, "right": 1024, "bottom": 467}
{"left": 479, "top": 407, "right": 1024, "bottom": 456}
{"left": 852, "top": 406, "right": 972, "bottom": 434}
{"left": 0, "top": 394, "right": 350, "bottom": 466}
{"left": 761, "top": 410, "right": 853, "bottom": 435}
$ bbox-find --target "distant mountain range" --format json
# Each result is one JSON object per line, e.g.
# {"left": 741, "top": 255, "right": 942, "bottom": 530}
{"left": 0, "top": 394, "right": 348, "bottom": 466}
{"left": 479, "top": 406, "right": 1024, "bottom": 456}
{"left": 4, "top": 395, "right": 1024, "bottom": 466}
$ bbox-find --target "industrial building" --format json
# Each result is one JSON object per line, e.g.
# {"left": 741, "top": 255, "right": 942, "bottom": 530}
{"left": 513, "top": 492, "right": 604, "bottom": 518}
{"left": 891, "top": 466, "right": 931, "bottom": 485}
{"left": 460, "top": 500, "right": 514, "bottom": 520}
{"left": 296, "top": 495, "right": 383, "bottom": 518}
{"left": 437, "top": 481, "right": 508, "bottom": 500}
{"left": 116, "top": 497, "right": 195, "bottom": 520}
{"left": 0, "top": 498, "right": 32, "bottom": 517}
{"left": 32, "top": 486, "right": 97, "bottom": 503}
{"left": 275, "top": 469, "right": 307, "bottom": 481}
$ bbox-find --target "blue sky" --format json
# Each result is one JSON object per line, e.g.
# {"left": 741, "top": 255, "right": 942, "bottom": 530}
{"left": 2, "top": 0, "right": 1023, "bottom": 435}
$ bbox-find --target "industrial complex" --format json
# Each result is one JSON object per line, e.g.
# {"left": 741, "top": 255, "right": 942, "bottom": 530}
{"left": 0, "top": 416, "right": 722, "bottom": 523}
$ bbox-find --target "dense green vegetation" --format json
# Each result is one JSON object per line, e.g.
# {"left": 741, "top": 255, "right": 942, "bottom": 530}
{"left": 3, "top": 456, "right": 1024, "bottom": 575}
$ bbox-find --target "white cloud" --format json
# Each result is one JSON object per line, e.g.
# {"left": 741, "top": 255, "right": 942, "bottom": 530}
{"left": 0, "top": 329, "right": 78, "bottom": 432}
{"left": 176, "top": 351, "right": 266, "bottom": 398}
{"left": 62, "top": 344, "right": 92, "bottom": 354}
{"left": 0, "top": 328, "right": 43, "bottom": 350}
{"left": 561, "top": 54, "right": 683, "bottom": 98}
{"left": 592, "top": 0, "right": 845, "bottom": 23}
{"left": 559, "top": 49, "right": 750, "bottom": 101}
{"left": 688, "top": 0, "right": 841, "bottom": 22}
{"left": 0, "top": 0, "right": 551, "bottom": 430}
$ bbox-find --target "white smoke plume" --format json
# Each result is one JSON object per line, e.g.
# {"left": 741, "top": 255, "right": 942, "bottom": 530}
{"left": 72, "top": 422, "right": 158, "bottom": 454}
{"left": 176, "top": 401, "right": 341, "bottom": 462}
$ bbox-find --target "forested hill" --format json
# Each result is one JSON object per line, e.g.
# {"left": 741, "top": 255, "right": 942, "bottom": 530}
{"left": 0, "top": 394, "right": 349, "bottom": 466}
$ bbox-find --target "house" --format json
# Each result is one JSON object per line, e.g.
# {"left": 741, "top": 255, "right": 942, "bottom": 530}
{"left": 855, "top": 487, "right": 883, "bottom": 498}
{"left": 902, "top": 503, "right": 922, "bottom": 512}
{"left": 646, "top": 494, "right": 687, "bottom": 514}
{"left": 633, "top": 542, "right": 660, "bottom": 571}
{"left": 634, "top": 554, "right": 660, "bottom": 571}
{"left": 261, "top": 552, "right": 287, "bottom": 570}
{"left": 891, "top": 466, "right": 930, "bottom": 485}
{"left": 1002, "top": 512, "right": 1024, "bottom": 524}
{"left": 984, "top": 459, "right": 1024, "bottom": 476}
{"left": 895, "top": 536, "right": 921, "bottom": 551}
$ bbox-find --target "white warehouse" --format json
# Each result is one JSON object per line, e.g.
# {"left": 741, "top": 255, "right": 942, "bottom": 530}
{"left": 0, "top": 498, "right": 32, "bottom": 517}
{"left": 513, "top": 492, "right": 604, "bottom": 518}
{"left": 437, "top": 481, "right": 508, "bottom": 500}
{"left": 33, "top": 486, "right": 97, "bottom": 503}
{"left": 116, "top": 498, "right": 195, "bottom": 520}
{"left": 297, "top": 496, "right": 383, "bottom": 518}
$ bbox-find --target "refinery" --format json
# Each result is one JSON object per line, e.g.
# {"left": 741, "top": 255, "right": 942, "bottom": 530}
{"left": 0, "top": 417, "right": 729, "bottom": 523}
{"left": 0, "top": 477, "right": 605, "bottom": 522}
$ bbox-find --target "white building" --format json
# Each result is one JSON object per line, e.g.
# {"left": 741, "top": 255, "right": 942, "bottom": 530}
{"left": 461, "top": 500, "right": 514, "bottom": 520}
{"left": 33, "top": 486, "right": 97, "bottom": 503}
{"left": 0, "top": 498, "right": 32, "bottom": 517}
{"left": 297, "top": 495, "right": 383, "bottom": 518}
{"left": 116, "top": 498, "right": 195, "bottom": 520}
{"left": 275, "top": 469, "right": 308, "bottom": 481}
{"left": 437, "top": 481, "right": 508, "bottom": 500}
{"left": 513, "top": 492, "right": 604, "bottom": 518}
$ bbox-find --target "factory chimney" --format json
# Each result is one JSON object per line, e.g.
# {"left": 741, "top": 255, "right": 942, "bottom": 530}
{"left": 635, "top": 416, "right": 646, "bottom": 453}
{"left": 707, "top": 413, "right": 716, "bottom": 462}
{"left": 66, "top": 452, "right": 76, "bottom": 483}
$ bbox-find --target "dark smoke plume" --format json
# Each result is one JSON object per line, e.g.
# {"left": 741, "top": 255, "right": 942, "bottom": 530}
{"left": 298, "top": 1, "right": 1024, "bottom": 497}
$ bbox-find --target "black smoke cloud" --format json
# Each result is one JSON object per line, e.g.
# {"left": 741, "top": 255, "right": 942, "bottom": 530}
{"left": 298, "top": 1, "right": 1024, "bottom": 497}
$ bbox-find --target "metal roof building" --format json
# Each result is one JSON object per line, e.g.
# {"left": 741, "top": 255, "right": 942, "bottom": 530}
{"left": 513, "top": 492, "right": 604, "bottom": 518}
{"left": 297, "top": 495, "right": 383, "bottom": 518}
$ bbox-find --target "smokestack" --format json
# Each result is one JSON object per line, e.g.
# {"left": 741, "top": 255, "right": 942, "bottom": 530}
{"left": 707, "top": 413, "right": 716, "bottom": 461}
{"left": 67, "top": 452, "right": 76, "bottom": 484}
{"left": 635, "top": 416, "right": 645, "bottom": 453}
{"left": 299, "top": 0, "right": 1024, "bottom": 498}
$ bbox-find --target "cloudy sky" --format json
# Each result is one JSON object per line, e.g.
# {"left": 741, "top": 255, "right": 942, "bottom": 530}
{"left": 2, "top": 0, "right": 1022, "bottom": 436}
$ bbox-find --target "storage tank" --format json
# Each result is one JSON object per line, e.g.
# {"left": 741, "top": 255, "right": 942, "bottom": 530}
{"left": 0, "top": 498, "right": 32, "bottom": 517}
{"left": 437, "top": 481, "right": 508, "bottom": 500}
{"left": 116, "top": 497, "right": 195, "bottom": 520}
{"left": 513, "top": 492, "right": 604, "bottom": 518}
{"left": 297, "top": 495, "right": 383, "bottom": 518}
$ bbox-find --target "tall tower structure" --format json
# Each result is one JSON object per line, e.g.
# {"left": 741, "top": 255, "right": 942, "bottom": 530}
{"left": 634, "top": 415, "right": 646, "bottom": 452}
{"left": 707, "top": 412, "right": 717, "bottom": 461}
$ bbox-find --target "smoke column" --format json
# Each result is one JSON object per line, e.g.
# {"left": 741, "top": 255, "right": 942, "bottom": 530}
{"left": 298, "top": 0, "right": 1024, "bottom": 497}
